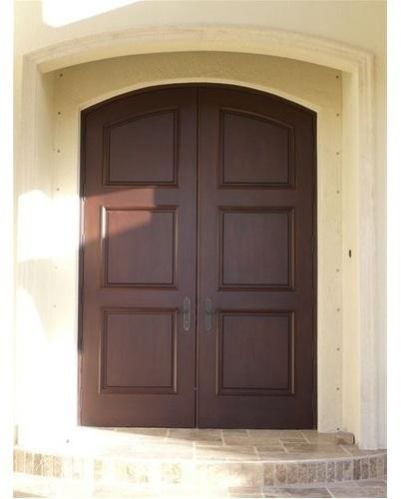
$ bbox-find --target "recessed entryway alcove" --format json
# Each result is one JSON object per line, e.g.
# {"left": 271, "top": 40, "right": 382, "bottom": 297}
{"left": 15, "top": 26, "right": 380, "bottom": 451}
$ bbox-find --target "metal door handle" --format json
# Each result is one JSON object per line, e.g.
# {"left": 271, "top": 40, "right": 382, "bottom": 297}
{"left": 183, "top": 297, "right": 191, "bottom": 332}
{"left": 205, "top": 298, "right": 213, "bottom": 332}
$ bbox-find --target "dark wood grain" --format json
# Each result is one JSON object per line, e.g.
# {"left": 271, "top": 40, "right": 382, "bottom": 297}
{"left": 79, "top": 84, "right": 316, "bottom": 428}
{"left": 197, "top": 87, "right": 316, "bottom": 428}
{"left": 80, "top": 87, "right": 197, "bottom": 426}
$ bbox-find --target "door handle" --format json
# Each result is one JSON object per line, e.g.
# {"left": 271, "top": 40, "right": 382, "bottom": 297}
{"left": 183, "top": 296, "right": 191, "bottom": 332}
{"left": 205, "top": 298, "right": 214, "bottom": 333}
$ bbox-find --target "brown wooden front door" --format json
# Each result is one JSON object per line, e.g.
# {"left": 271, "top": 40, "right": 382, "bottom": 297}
{"left": 80, "top": 85, "right": 316, "bottom": 428}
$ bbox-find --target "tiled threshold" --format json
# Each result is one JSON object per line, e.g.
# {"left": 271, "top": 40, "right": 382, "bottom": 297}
{"left": 14, "top": 429, "right": 387, "bottom": 497}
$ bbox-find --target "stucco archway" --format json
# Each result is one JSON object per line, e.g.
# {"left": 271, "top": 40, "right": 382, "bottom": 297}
{"left": 17, "top": 25, "right": 378, "bottom": 448}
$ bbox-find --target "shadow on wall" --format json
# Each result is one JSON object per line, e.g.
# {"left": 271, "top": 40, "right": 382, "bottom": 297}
{"left": 15, "top": 185, "right": 157, "bottom": 437}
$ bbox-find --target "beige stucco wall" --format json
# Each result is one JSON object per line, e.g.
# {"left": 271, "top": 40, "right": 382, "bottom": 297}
{"left": 13, "top": 0, "right": 386, "bottom": 449}
{"left": 341, "top": 72, "right": 361, "bottom": 442}
{"left": 15, "top": 51, "right": 344, "bottom": 447}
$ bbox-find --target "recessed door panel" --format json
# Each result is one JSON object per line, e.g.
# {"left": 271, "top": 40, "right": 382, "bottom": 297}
{"left": 220, "top": 208, "right": 294, "bottom": 289}
{"left": 220, "top": 110, "right": 294, "bottom": 187}
{"left": 103, "top": 207, "right": 177, "bottom": 287}
{"left": 101, "top": 309, "right": 177, "bottom": 393}
{"left": 105, "top": 110, "right": 178, "bottom": 185}
{"left": 217, "top": 311, "right": 294, "bottom": 395}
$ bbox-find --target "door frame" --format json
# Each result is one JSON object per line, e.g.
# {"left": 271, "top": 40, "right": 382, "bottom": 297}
{"left": 77, "top": 83, "right": 318, "bottom": 428}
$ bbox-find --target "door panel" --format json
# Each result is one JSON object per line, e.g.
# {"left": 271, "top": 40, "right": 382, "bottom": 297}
{"left": 217, "top": 311, "right": 294, "bottom": 395}
{"left": 104, "top": 207, "right": 177, "bottom": 287}
{"left": 197, "top": 87, "right": 315, "bottom": 428}
{"left": 101, "top": 308, "right": 177, "bottom": 393}
{"left": 220, "top": 207, "right": 294, "bottom": 289}
{"left": 220, "top": 110, "right": 295, "bottom": 187}
{"left": 80, "top": 85, "right": 316, "bottom": 428}
{"left": 80, "top": 88, "right": 197, "bottom": 426}
{"left": 105, "top": 110, "right": 178, "bottom": 185}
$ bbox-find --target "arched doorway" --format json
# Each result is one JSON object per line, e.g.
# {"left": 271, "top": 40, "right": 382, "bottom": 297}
{"left": 79, "top": 84, "right": 316, "bottom": 428}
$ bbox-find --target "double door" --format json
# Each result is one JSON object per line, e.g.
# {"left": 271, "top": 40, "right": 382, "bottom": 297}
{"left": 80, "top": 85, "right": 316, "bottom": 428}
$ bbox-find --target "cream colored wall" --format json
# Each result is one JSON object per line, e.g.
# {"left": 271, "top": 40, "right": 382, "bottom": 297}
{"left": 13, "top": 0, "right": 386, "bottom": 449}
{"left": 341, "top": 72, "right": 361, "bottom": 440}
{"left": 15, "top": 51, "right": 343, "bottom": 447}
{"left": 14, "top": 1, "right": 385, "bottom": 62}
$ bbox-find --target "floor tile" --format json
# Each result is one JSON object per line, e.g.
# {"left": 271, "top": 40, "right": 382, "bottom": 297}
{"left": 229, "top": 486, "right": 265, "bottom": 497}
{"left": 256, "top": 451, "right": 289, "bottom": 461}
{"left": 328, "top": 484, "right": 386, "bottom": 497}
{"left": 341, "top": 445, "right": 386, "bottom": 457}
{"left": 14, "top": 429, "right": 387, "bottom": 497}
{"left": 263, "top": 488, "right": 292, "bottom": 498}
{"left": 168, "top": 429, "right": 223, "bottom": 444}
{"left": 195, "top": 445, "right": 259, "bottom": 461}
{"left": 283, "top": 442, "right": 347, "bottom": 453}
{"left": 275, "top": 487, "right": 331, "bottom": 497}
{"left": 112, "top": 428, "right": 168, "bottom": 437}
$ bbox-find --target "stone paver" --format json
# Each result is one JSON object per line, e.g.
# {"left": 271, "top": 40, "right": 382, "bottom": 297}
{"left": 14, "top": 475, "right": 387, "bottom": 498}
{"left": 14, "top": 429, "right": 386, "bottom": 497}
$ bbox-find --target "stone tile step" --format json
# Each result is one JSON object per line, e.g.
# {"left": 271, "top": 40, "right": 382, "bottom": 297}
{"left": 18, "top": 428, "right": 357, "bottom": 449}
{"left": 14, "top": 447, "right": 386, "bottom": 488}
{"left": 13, "top": 474, "right": 387, "bottom": 498}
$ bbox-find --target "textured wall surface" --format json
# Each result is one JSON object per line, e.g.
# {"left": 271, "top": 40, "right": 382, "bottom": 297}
{"left": 13, "top": 0, "right": 386, "bottom": 449}
{"left": 15, "top": 51, "right": 343, "bottom": 446}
